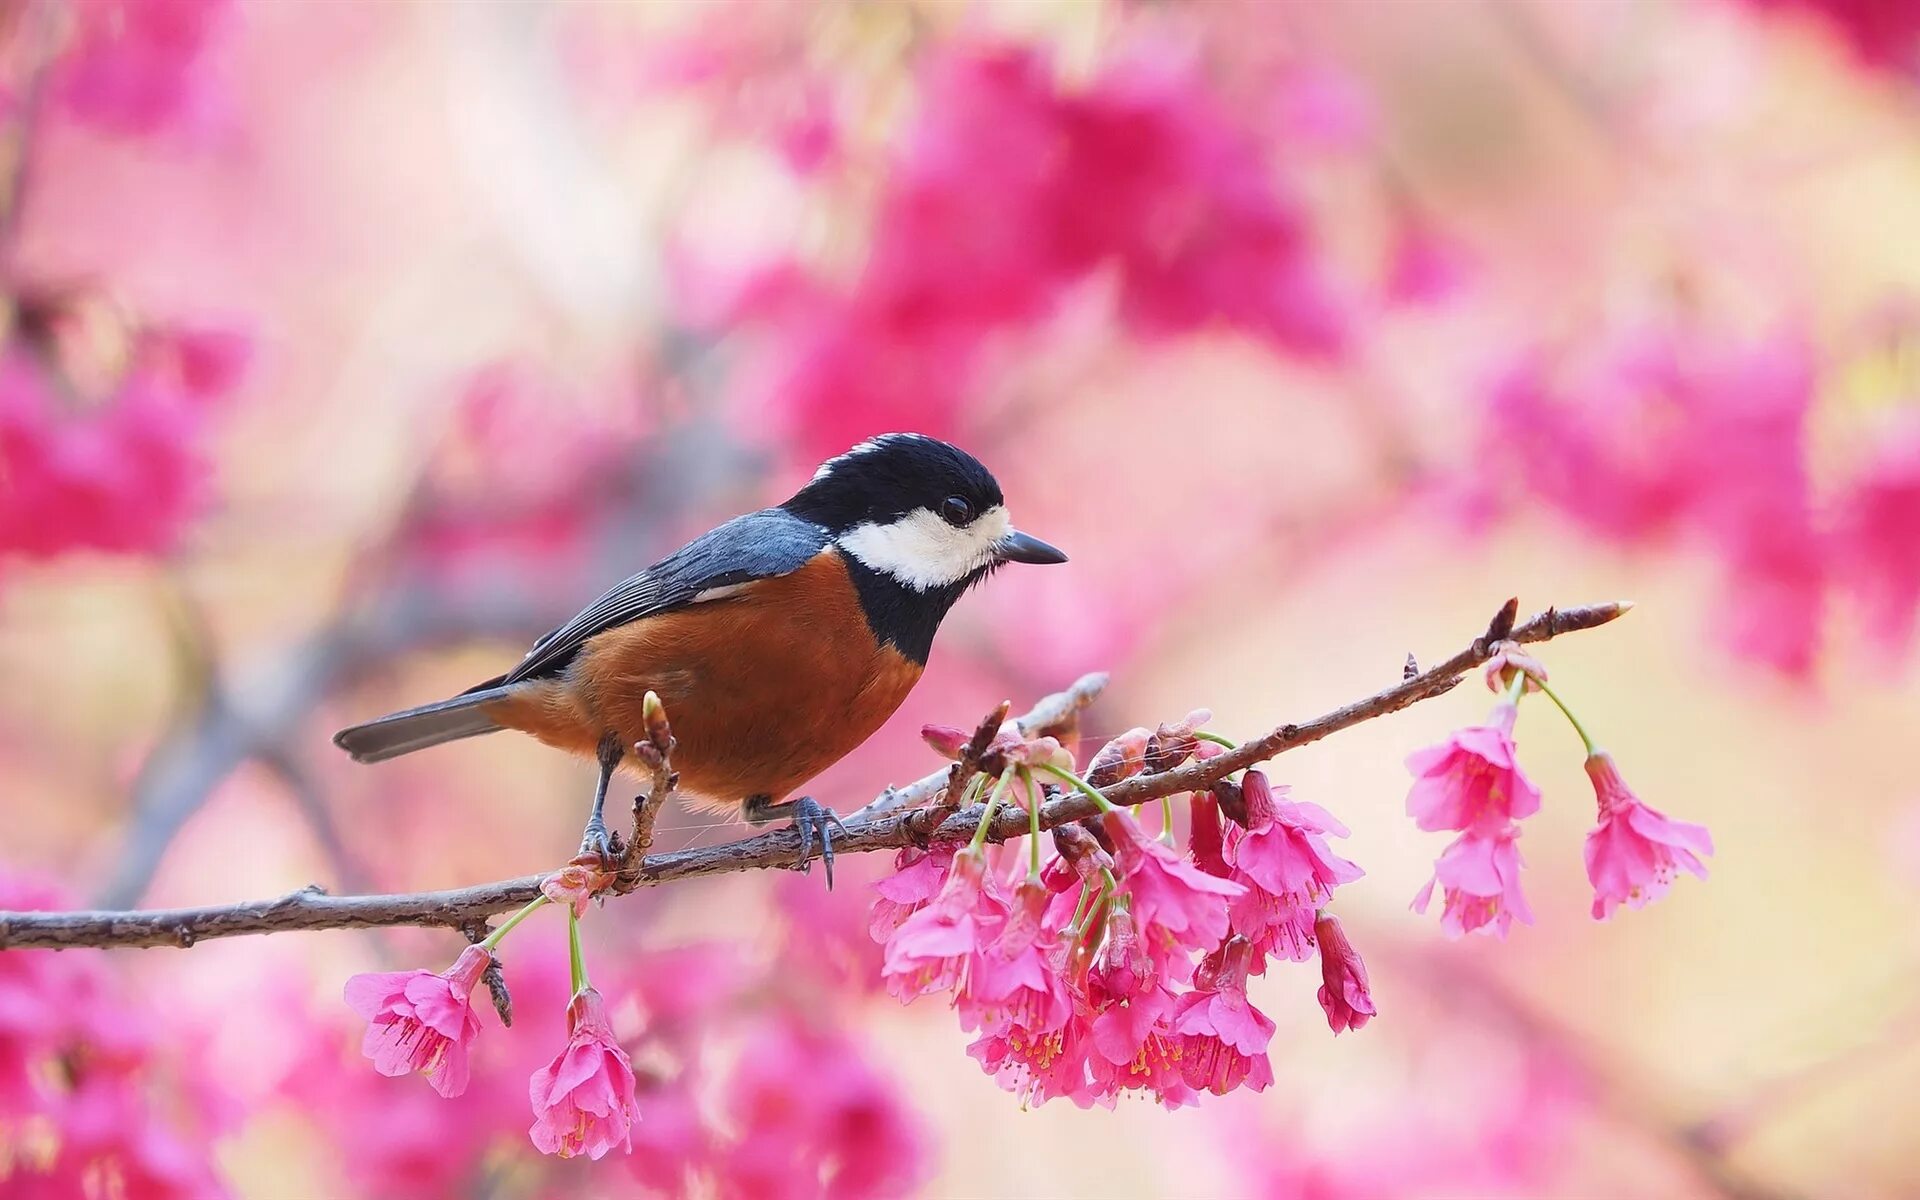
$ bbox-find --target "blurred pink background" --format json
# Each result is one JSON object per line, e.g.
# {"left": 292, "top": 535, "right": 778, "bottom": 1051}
{"left": 4, "top": 0, "right": 1920, "bottom": 1196}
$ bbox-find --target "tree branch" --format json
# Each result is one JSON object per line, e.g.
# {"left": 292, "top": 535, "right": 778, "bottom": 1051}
{"left": 0, "top": 600, "right": 1628, "bottom": 952}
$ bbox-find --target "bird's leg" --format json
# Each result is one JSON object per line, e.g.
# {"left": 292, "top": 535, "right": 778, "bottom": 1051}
{"left": 580, "top": 732, "right": 625, "bottom": 866}
{"left": 743, "top": 794, "right": 849, "bottom": 889}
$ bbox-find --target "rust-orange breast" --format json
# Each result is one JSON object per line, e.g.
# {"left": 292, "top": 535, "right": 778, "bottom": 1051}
{"left": 481, "top": 549, "right": 922, "bottom": 811}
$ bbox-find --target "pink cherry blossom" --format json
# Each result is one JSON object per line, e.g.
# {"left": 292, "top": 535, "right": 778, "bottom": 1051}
{"left": 343, "top": 943, "right": 492, "bottom": 1098}
{"left": 528, "top": 987, "right": 640, "bottom": 1160}
{"left": 1583, "top": 753, "right": 1714, "bottom": 920}
{"left": 960, "top": 880, "right": 1072, "bottom": 1039}
{"left": 969, "top": 1008, "right": 1101, "bottom": 1110}
{"left": 1102, "top": 808, "right": 1245, "bottom": 961}
{"left": 1226, "top": 772, "right": 1363, "bottom": 961}
{"left": 1413, "top": 826, "right": 1534, "bottom": 939}
{"left": 1094, "top": 900, "right": 1158, "bottom": 1000}
{"left": 1088, "top": 982, "right": 1193, "bottom": 1108}
{"left": 881, "top": 849, "right": 1007, "bottom": 1002}
{"left": 868, "top": 845, "right": 956, "bottom": 943}
{"left": 1314, "top": 913, "right": 1376, "bottom": 1034}
{"left": 1169, "top": 939, "right": 1275, "bottom": 1097}
{"left": 1405, "top": 703, "right": 1541, "bottom": 834}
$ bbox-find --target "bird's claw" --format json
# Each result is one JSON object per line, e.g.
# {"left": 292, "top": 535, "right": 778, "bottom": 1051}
{"left": 578, "top": 819, "right": 618, "bottom": 870}
{"left": 790, "top": 796, "right": 849, "bottom": 890}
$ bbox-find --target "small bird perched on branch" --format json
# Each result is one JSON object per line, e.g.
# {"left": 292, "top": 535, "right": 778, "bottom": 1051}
{"left": 333, "top": 434, "right": 1067, "bottom": 881}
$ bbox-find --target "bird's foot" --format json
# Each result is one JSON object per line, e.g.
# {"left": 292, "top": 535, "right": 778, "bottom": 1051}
{"left": 789, "top": 797, "right": 849, "bottom": 890}
{"left": 578, "top": 818, "right": 619, "bottom": 869}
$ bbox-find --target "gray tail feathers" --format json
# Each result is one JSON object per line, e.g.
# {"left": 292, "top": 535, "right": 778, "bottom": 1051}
{"left": 332, "top": 688, "right": 510, "bottom": 764}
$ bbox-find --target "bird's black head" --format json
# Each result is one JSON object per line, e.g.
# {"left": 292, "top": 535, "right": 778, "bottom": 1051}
{"left": 782, "top": 434, "right": 1067, "bottom": 660}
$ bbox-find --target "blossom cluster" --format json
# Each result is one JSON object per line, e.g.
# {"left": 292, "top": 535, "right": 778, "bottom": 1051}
{"left": 872, "top": 715, "right": 1374, "bottom": 1110}
{"left": 1483, "top": 323, "right": 1920, "bottom": 678}
{"left": 679, "top": 38, "right": 1346, "bottom": 460}
{"left": 0, "top": 320, "right": 249, "bottom": 569}
{"left": 336, "top": 881, "right": 927, "bottom": 1196}
{"left": 0, "top": 878, "right": 227, "bottom": 1199}
{"left": 864, "top": 639, "right": 1717, "bottom": 1112}
{"left": 1408, "top": 643, "right": 1714, "bottom": 930}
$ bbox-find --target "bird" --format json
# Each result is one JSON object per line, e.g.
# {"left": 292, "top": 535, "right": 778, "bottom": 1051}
{"left": 332, "top": 433, "right": 1067, "bottom": 884}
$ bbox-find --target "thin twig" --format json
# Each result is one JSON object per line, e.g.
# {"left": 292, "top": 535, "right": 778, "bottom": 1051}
{"left": 847, "top": 673, "right": 1107, "bottom": 824}
{"left": 0, "top": 601, "right": 1628, "bottom": 951}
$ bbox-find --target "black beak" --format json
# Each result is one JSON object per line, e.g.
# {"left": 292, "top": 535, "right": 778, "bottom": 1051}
{"left": 995, "top": 530, "right": 1068, "bottom": 565}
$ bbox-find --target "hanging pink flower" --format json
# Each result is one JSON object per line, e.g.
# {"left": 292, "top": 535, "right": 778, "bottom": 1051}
{"left": 1101, "top": 808, "right": 1244, "bottom": 960}
{"left": 1313, "top": 913, "right": 1375, "bottom": 1034}
{"left": 1188, "top": 791, "right": 1232, "bottom": 878}
{"left": 868, "top": 845, "right": 955, "bottom": 943}
{"left": 960, "top": 880, "right": 1072, "bottom": 1039}
{"left": 1404, "top": 703, "right": 1541, "bottom": 834}
{"left": 528, "top": 987, "right": 640, "bottom": 1160}
{"left": 881, "top": 850, "right": 1007, "bottom": 1002}
{"left": 1169, "top": 939, "right": 1275, "bottom": 1097}
{"left": 1226, "top": 772, "right": 1363, "bottom": 961}
{"left": 1094, "top": 900, "right": 1157, "bottom": 1001}
{"left": 969, "top": 1008, "right": 1101, "bottom": 1110}
{"left": 1088, "top": 982, "right": 1194, "bottom": 1108}
{"left": 342, "top": 943, "right": 492, "bottom": 1098}
{"left": 1412, "top": 826, "right": 1534, "bottom": 939}
{"left": 1583, "top": 753, "right": 1714, "bottom": 920}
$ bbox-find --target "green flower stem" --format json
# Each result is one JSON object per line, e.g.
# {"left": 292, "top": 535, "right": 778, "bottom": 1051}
{"left": 1037, "top": 763, "right": 1117, "bottom": 813}
{"left": 479, "top": 895, "right": 548, "bottom": 951}
{"left": 1067, "top": 879, "right": 1096, "bottom": 934}
{"left": 566, "top": 905, "right": 589, "bottom": 995}
{"left": 1158, "top": 795, "right": 1176, "bottom": 846}
{"left": 1074, "top": 878, "right": 1115, "bottom": 949}
{"left": 969, "top": 768, "right": 1018, "bottom": 851}
{"left": 1502, "top": 668, "right": 1528, "bottom": 706}
{"left": 1195, "top": 731, "right": 1237, "bottom": 750}
{"left": 1534, "top": 678, "right": 1600, "bottom": 756}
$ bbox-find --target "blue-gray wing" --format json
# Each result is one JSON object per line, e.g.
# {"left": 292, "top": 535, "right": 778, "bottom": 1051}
{"left": 495, "top": 508, "right": 826, "bottom": 685}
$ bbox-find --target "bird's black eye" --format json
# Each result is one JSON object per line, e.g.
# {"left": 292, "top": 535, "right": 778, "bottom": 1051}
{"left": 939, "top": 495, "right": 975, "bottom": 527}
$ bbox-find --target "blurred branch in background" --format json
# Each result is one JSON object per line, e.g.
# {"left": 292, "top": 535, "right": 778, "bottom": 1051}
{"left": 1401, "top": 945, "right": 1800, "bottom": 1200}
{"left": 2, "top": 599, "right": 1627, "bottom": 950}
{"left": 96, "top": 419, "right": 753, "bottom": 908}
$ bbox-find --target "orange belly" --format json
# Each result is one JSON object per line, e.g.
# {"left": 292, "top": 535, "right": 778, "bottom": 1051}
{"left": 480, "top": 550, "right": 923, "bottom": 812}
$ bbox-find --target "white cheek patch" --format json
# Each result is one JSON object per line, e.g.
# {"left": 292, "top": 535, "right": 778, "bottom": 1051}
{"left": 838, "top": 505, "right": 1010, "bottom": 590}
